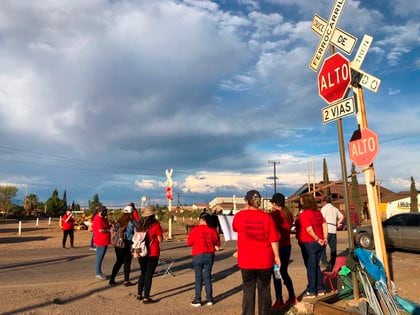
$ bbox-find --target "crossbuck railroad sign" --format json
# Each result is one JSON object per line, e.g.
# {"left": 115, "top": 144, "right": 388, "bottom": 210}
{"left": 309, "top": 0, "right": 347, "bottom": 72}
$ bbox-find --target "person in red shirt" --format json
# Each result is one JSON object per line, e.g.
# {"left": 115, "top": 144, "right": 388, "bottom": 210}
{"left": 233, "top": 190, "right": 280, "bottom": 315}
{"left": 61, "top": 209, "right": 75, "bottom": 248}
{"left": 299, "top": 195, "right": 328, "bottom": 299}
{"left": 136, "top": 205, "right": 163, "bottom": 304}
{"left": 92, "top": 205, "right": 111, "bottom": 280}
{"left": 269, "top": 193, "right": 297, "bottom": 309}
{"left": 128, "top": 202, "right": 139, "bottom": 222}
{"left": 187, "top": 212, "right": 221, "bottom": 307}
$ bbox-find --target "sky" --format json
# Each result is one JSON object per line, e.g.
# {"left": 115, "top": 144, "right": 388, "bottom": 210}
{"left": 0, "top": 0, "right": 419, "bottom": 207}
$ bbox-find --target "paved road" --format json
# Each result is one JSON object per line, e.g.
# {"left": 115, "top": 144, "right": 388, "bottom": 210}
{"left": 0, "top": 231, "right": 418, "bottom": 314}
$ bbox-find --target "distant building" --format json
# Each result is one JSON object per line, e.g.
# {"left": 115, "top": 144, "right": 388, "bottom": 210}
{"left": 383, "top": 192, "right": 420, "bottom": 218}
{"left": 288, "top": 180, "right": 399, "bottom": 220}
{"left": 208, "top": 196, "right": 273, "bottom": 214}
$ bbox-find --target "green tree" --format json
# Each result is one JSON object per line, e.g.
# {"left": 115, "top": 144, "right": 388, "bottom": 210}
{"left": 88, "top": 194, "right": 101, "bottom": 214}
{"left": 45, "top": 189, "right": 62, "bottom": 217}
{"left": 24, "top": 193, "right": 39, "bottom": 216}
{"left": 0, "top": 185, "right": 19, "bottom": 221}
{"left": 350, "top": 163, "right": 363, "bottom": 220}
{"left": 62, "top": 190, "right": 68, "bottom": 211}
{"left": 410, "top": 176, "right": 418, "bottom": 213}
{"left": 71, "top": 200, "right": 81, "bottom": 212}
{"left": 322, "top": 158, "right": 331, "bottom": 197}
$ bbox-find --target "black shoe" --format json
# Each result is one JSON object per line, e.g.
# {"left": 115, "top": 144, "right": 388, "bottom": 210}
{"left": 142, "top": 298, "right": 155, "bottom": 304}
{"left": 109, "top": 279, "right": 116, "bottom": 285}
{"left": 136, "top": 295, "right": 143, "bottom": 301}
{"left": 124, "top": 281, "right": 134, "bottom": 287}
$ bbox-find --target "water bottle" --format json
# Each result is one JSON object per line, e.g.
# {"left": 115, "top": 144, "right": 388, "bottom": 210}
{"left": 273, "top": 264, "right": 281, "bottom": 280}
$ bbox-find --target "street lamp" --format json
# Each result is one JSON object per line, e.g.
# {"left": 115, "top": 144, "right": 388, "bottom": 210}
{"left": 268, "top": 160, "right": 280, "bottom": 194}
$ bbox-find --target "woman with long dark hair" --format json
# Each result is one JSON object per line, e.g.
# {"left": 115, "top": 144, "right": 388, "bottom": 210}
{"left": 109, "top": 205, "right": 136, "bottom": 286}
{"left": 136, "top": 205, "right": 163, "bottom": 303}
{"left": 299, "top": 195, "right": 328, "bottom": 299}
{"left": 92, "top": 205, "right": 111, "bottom": 280}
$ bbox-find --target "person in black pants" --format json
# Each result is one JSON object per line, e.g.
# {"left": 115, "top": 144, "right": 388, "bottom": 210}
{"left": 136, "top": 206, "right": 163, "bottom": 303}
{"left": 109, "top": 205, "right": 136, "bottom": 286}
{"left": 61, "top": 210, "right": 75, "bottom": 248}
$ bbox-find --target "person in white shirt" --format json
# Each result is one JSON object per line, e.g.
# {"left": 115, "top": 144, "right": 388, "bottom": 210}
{"left": 320, "top": 196, "right": 344, "bottom": 270}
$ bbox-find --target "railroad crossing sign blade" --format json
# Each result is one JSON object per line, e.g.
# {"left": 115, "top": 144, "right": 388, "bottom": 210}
{"left": 318, "top": 52, "right": 351, "bottom": 104}
{"left": 309, "top": 0, "right": 347, "bottom": 72}
{"left": 311, "top": 14, "right": 357, "bottom": 55}
{"left": 351, "top": 68, "right": 381, "bottom": 93}
{"left": 348, "top": 127, "right": 379, "bottom": 167}
{"left": 322, "top": 96, "right": 355, "bottom": 124}
{"left": 352, "top": 34, "right": 373, "bottom": 69}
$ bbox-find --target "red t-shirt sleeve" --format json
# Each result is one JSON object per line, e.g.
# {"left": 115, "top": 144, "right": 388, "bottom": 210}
{"left": 148, "top": 222, "right": 163, "bottom": 257}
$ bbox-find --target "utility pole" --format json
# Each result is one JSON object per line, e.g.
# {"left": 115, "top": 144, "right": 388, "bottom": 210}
{"left": 268, "top": 160, "right": 280, "bottom": 194}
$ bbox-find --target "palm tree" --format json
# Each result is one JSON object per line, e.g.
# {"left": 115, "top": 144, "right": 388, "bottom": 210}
{"left": 24, "top": 193, "right": 39, "bottom": 216}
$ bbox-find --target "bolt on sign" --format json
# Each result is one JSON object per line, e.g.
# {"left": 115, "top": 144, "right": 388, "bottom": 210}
{"left": 309, "top": 0, "right": 347, "bottom": 72}
{"left": 348, "top": 127, "right": 379, "bottom": 167}
{"left": 318, "top": 52, "right": 351, "bottom": 104}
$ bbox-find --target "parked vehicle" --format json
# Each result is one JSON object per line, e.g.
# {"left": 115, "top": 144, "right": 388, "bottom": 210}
{"left": 354, "top": 213, "right": 420, "bottom": 252}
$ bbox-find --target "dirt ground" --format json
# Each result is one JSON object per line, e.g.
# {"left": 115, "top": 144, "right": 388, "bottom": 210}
{"left": 0, "top": 218, "right": 419, "bottom": 315}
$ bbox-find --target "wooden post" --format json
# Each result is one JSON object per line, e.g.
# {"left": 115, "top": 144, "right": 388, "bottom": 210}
{"left": 353, "top": 85, "right": 391, "bottom": 285}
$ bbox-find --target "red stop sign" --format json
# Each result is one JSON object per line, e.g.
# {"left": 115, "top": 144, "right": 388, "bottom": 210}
{"left": 166, "top": 187, "right": 173, "bottom": 200}
{"left": 348, "top": 127, "right": 379, "bottom": 167}
{"left": 318, "top": 52, "right": 351, "bottom": 104}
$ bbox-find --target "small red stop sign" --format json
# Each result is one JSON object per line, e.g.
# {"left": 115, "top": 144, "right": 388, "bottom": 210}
{"left": 348, "top": 127, "right": 379, "bottom": 167}
{"left": 166, "top": 187, "right": 173, "bottom": 200}
{"left": 318, "top": 52, "right": 351, "bottom": 104}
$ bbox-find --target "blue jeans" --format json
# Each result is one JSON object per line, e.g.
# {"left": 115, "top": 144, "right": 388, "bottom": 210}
{"left": 272, "top": 245, "right": 295, "bottom": 302}
{"left": 95, "top": 246, "right": 108, "bottom": 275}
{"left": 320, "top": 233, "right": 337, "bottom": 268}
{"left": 304, "top": 242, "right": 325, "bottom": 294}
{"left": 241, "top": 268, "right": 272, "bottom": 315}
{"left": 192, "top": 253, "right": 214, "bottom": 302}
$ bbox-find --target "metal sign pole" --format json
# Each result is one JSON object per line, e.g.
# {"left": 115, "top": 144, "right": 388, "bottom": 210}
{"left": 330, "top": 45, "right": 359, "bottom": 299}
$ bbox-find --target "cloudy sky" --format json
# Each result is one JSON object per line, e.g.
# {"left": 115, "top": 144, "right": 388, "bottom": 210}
{"left": 0, "top": 0, "right": 419, "bottom": 207}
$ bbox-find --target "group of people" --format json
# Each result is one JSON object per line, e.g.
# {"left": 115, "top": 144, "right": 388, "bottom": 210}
{"left": 88, "top": 203, "right": 163, "bottom": 304}
{"left": 60, "top": 190, "right": 347, "bottom": 313}
{"left": 232, "top": 190, "right": 347, "bottom": 315}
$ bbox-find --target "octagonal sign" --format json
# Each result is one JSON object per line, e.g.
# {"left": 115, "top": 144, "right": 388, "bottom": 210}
{"left": 318, "top": 52, "right": 351, "bottom": 104}
{"left": 348, "top": 127, "right": 379, "bottom": 167}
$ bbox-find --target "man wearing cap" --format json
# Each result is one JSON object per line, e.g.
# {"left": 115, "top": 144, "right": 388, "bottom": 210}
{"left": 320, "top": 196, "right": 344, "bottom": 270}
{"left": 233, "top": 190, "right": 280, "bottom": 315}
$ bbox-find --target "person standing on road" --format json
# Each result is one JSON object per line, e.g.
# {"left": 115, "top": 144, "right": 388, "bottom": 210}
{"left": 92, "top": 205, "right": 111, "bottom": 280}
{"left": 320, "top": 196, "right": 344, "bottom": 270}
{"left": 233, "top": 190, "right": 280, "bottom": 315}
{"left": 187, "top": 212, "right": 220, "bottom": 307}
{"left": 269, "top": 193, "right": 298, "bottom": 309}
{"left": 109, "top": 205, "right": 136, "bottom": 286}
{"left": 299, "top": 195, "right": 327, "bottom": 299}
{"left": 128, "top": 202, "right": 140, "bottom": 222}
{"left": 61, "top": 209, "right": 75, "bottom": 248}
{"left": 136, "top": 205, "right": 163, "bottom": 304}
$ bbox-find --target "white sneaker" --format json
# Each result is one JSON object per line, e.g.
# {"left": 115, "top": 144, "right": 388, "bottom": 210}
{"left": 96, "top": 274, "right": 107, "bottom": 280}
{"left": 205, "top": 300, "right": 213, "bottom": 306}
